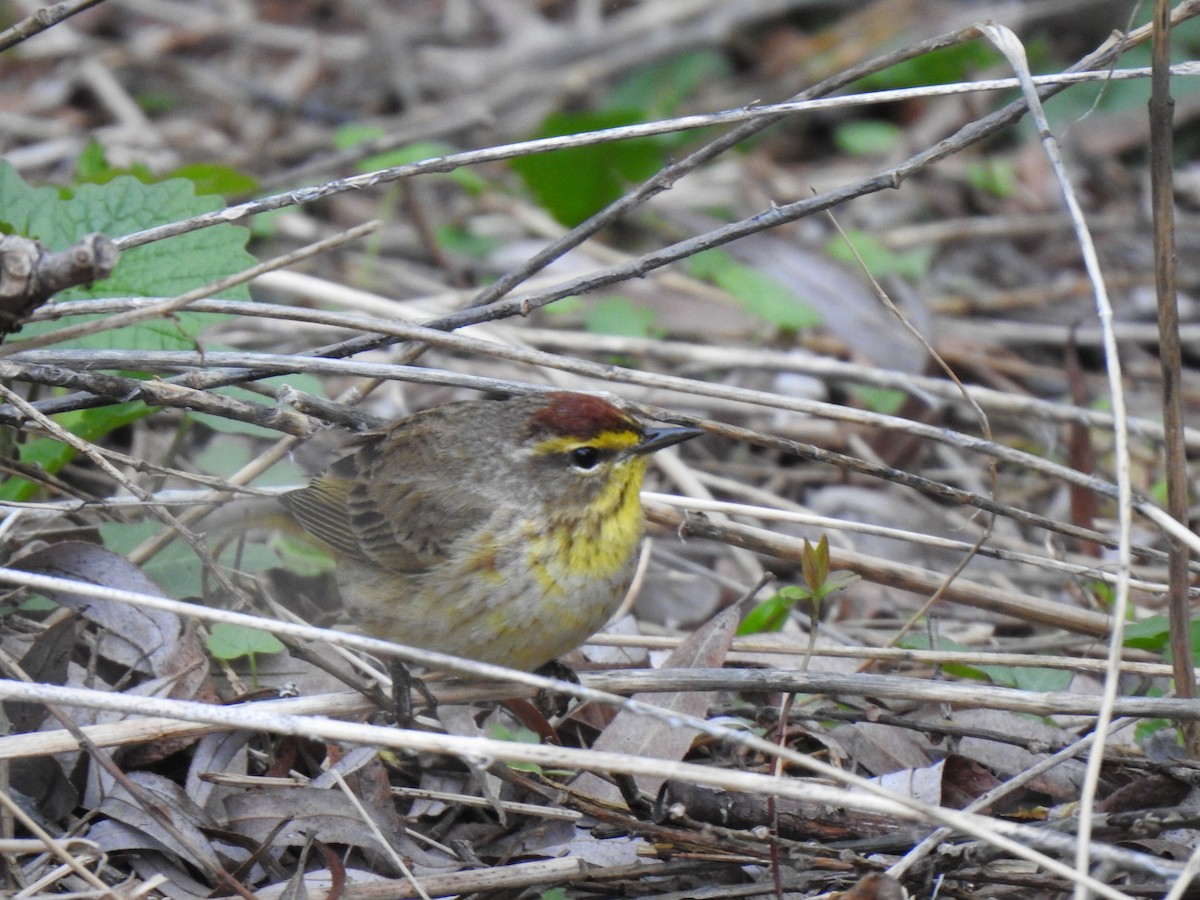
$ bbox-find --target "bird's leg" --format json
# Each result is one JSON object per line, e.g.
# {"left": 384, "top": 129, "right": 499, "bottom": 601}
{"left": 387, "top": 659, "right": 438, "bottom": 725}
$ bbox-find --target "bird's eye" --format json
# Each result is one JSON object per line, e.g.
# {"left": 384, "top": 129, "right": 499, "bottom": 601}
{"left": 570, "top": 446, "right": 601, "bottom": 470}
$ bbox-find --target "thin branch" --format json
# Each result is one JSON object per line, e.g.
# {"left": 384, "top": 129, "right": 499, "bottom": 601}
{"left": 0, "top": 0, "right": 105, "bottom": 53}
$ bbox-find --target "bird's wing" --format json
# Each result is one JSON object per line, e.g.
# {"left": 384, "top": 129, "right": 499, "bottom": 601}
{"left": 282, "top": 430, "right": 493, "bottom": 574}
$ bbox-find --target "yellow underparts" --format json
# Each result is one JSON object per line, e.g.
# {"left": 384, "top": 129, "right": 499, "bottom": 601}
{"left": 528, "top": 457, "right": 647, "bottom": 593}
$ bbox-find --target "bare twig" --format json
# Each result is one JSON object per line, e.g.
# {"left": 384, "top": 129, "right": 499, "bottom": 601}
{"left": 0, "top": 0, "right": 105, "bottom": 52}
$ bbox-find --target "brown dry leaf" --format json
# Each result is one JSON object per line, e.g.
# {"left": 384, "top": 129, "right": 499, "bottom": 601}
{"left": 185, "top": 729, "right": 253, "bottom": 814}
{"left": 570, "top": 602, "right": 738, "bottom": 804}
{"left": 657, "top": 780, "right": 904, "bottom": 842}
{"left": 830, "top": 721, "right": 932, "bottom": 776}
{"left": 935, "top": 708, "right": 1086, "bottom": 800}
{"left": 90, "top": 771, "right": 229, "bottom": 875}
{"left": 939, "top": 755, "right": 1004, "bottom": 811}
{"left": 1097, "top": 773, "right": 1191, "bottom": 814}
{"left": 866, "top": 755, "right": 1001, "bottom": 810}
{"left": 224, "top": 785, "right": 404, "bottom": 867}
{"left": 840, "top": 872, "right": 907, "bottom": 900}
{"left": 13, "top": 541, "right": 188, "bottom": 677}
{"left": 4, "top": 615, "right": 75, "bottom": 732}
{"left": 10, "top": 756, "right": 77, "bottom": 824}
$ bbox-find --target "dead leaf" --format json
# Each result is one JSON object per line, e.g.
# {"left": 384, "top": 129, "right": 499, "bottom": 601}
{"left": 13, "top": 542, "right": 184, "bottom": 676}
{"left": 571, "top": 603, "right": 738, "bottom": 804}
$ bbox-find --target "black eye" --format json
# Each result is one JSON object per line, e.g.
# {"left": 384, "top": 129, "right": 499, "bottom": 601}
{"left": 570, "top": 446, "right": 601, "bottom": 470}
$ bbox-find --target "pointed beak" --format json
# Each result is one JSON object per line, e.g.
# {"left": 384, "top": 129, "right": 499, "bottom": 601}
{"left": 632, "top": 424, "right": 703, "bottom": 456}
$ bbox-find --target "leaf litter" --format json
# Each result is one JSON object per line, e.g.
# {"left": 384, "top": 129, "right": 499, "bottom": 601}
{"left": 0, "top": 2, "right": 1199, "bottom": 898}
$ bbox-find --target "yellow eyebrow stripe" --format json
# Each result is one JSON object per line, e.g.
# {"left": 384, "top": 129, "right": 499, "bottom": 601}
{"left": 533, "top": 430, "right": 641, "bottom": 455}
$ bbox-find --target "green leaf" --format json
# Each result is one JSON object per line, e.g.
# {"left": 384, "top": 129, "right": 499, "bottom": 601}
{"left": 1165, "top": 620, "right": 1200, "bottom": 666}
{"left": 1123, "top": 615, "right": 1169, "bottom": 652}
{"left": 333, "top": 128, "right": 487, "bottom": 193}
{"left": 801, "top": 536, "right": 829, "bottom": 595}
{"left": 609, "top": 49, "right": 729, "bottom": 121}
{"left": 333, "top": 124, "right": 380, "bottom": 151}
{"left": 74, "top": 139, "right": 155, "bottom": 186}
{"left": 488, "top": 723, "right": 544, "bottom": 773}
{"left": 168, "top": 162, "right": 259, "bottom": 199}
{"left": 208, "top": 622, "right": 285, "bottom": 660}
{"left": 510, "top": 108, "right": 665, "bottom": 227}
{"left": 1135, "top": 718, "right": 1172, "bottom": 745}
{"left": 584, "top": 296, "right": 659, "bottom": 338}
{"left": 0, "top": 401, "right": 150, "bottom": 502}
{"left": 135, "top": 90, "right": 176, "bottom": 115}
{"left": 847, "top": 385, "right": 908, "bottom": 415}
{"left": 0, "top": 162, "right": 61, "bottom": 236}
{"left": 825, "top": 231, "right": 931, "bottom": 280}
{"left": 898, "top": 634, "right": 1001, "bottom": 685}
{"left": 268, "top": 531, "right": 336, "bottom": 578}
{"left": 0, "top": 161, "right": 255, "bottom": 351}
{"left": 966, "top": 160, "right": 1018, "bottom": 199}
{"left": 544, "top": 296, "right": 584, "bottom": 317}
{"left": 852, "top": 42, "right": 1000, "bottom": 91}
{"left": 98, "top": 519, "right": 206, "bottom": 599}
{"left": 687, "top": 249, "right": 822, "bottom": 330}
{"left": 820, "top": 570, "right": 860, "bottom": 596}
{"left": 738, "top": 585, "right": 809, "bottom": 636}
{"left": 433, "top": 224, "right": 499, "bottom": 258}
{"left": 1010, "top": 666, "right": 1073, "bottom": 693}
{"left": 208, "top": 622, "right": 285, "bottom": 682}
{"left": 17, "top": 594, "right": 59, "bottom": 613}
{"left": 834, "top": 120, "right": 903, "bottom": 156}
{"left": 898, "top": 642, "right": 1070, "bottom": 690}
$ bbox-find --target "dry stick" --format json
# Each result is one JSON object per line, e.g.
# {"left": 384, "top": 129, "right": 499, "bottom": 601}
{"left": 508, "top": 326, "right": 1200, "bottom": 449}
{"left": 432, "top": 8, "right": 1200, "bottom": 336}
{"left": 9, "top": 21, "right": 1195, "bottom": 438}
{"left": 1156, "top": 1, "right": 1200, "bottom": 891}
{"left": 889, "top": 718, "right": 1136, "bottom": 882}
{"left": 0, "top": 681, "right": 1160, "bottom": 900}
{"left": 78, "top": 16, "right": 1175, "bottom": 409}
{"left": 0, "top": 789, "right": 118, "bottom": 899}
{"left": 12, "top": 32, "right": 999, "bottom": 450}
{"left": 12, "top": 222, "right": 379, "bottom": 567}
{"left": 0, "top": 361, "right": 319, "bottom": 437}
{"left": 11, "top": 669, "right": 1200, "bottom": 761}
{"left": 0, "top": 0, "right": 104, "bottom": 53}
{"left": 0, "top": 220, "right": 380, "bottom": 358}
{"left": 2, "top": 32, "right": 1189, "bottom": 435}
{"left": 649, "top": 506, "right": 1111, "bottom": 637}
{"left": 0, "top": 645, "right": 257, "bottom": 899}
{"left": 465, "top": 24, "right": 988, "bottom": 310}
{"left": 0, "top": 565, "right": 1173, "bottom": 896}
{"left": 1149, "top": 0, "right": 1197, "bottom": 750}
{"left": 101, "top": 25, "right": 1000, "bottom": 255}
{"left": 18, "top": 295, "right": 1200, "bottom": 450}
{"left": 0, "top": 347, "right": 1172, "bottom": 561}
{"left": 823, "top": 211, "right": 998, "bottom": 654}
{"left": 330, "top": 770, "right": 432, "bottom": 900}
{"left": 981, "top": 25, "right": 1135, "bottom": 900}
{"left": 0, "top": 383, "right": 240, "bottom": 600}
{"left": 646, "top": 492, "right": 1177, "bottom": 594}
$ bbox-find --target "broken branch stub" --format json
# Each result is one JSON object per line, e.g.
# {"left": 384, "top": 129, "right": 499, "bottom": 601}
{"left": 0, "top": 233, "right": 118, "bottom": 340}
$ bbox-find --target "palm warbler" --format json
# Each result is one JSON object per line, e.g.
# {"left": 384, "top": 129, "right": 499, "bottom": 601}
{"left": 274, "top": 391, "right": 701, "bottom": 671}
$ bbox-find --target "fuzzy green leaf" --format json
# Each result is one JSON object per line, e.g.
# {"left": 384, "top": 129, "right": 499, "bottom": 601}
{"left": 1, "top": 161, "right": 255, "bottom": 351}
{"left": 687, "top": 249, "right": 822, "bottom": 330}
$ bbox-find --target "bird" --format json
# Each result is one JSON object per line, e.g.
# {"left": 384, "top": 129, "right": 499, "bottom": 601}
{"left": 272, "top": 391, "right": 701, "bottom": 671}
